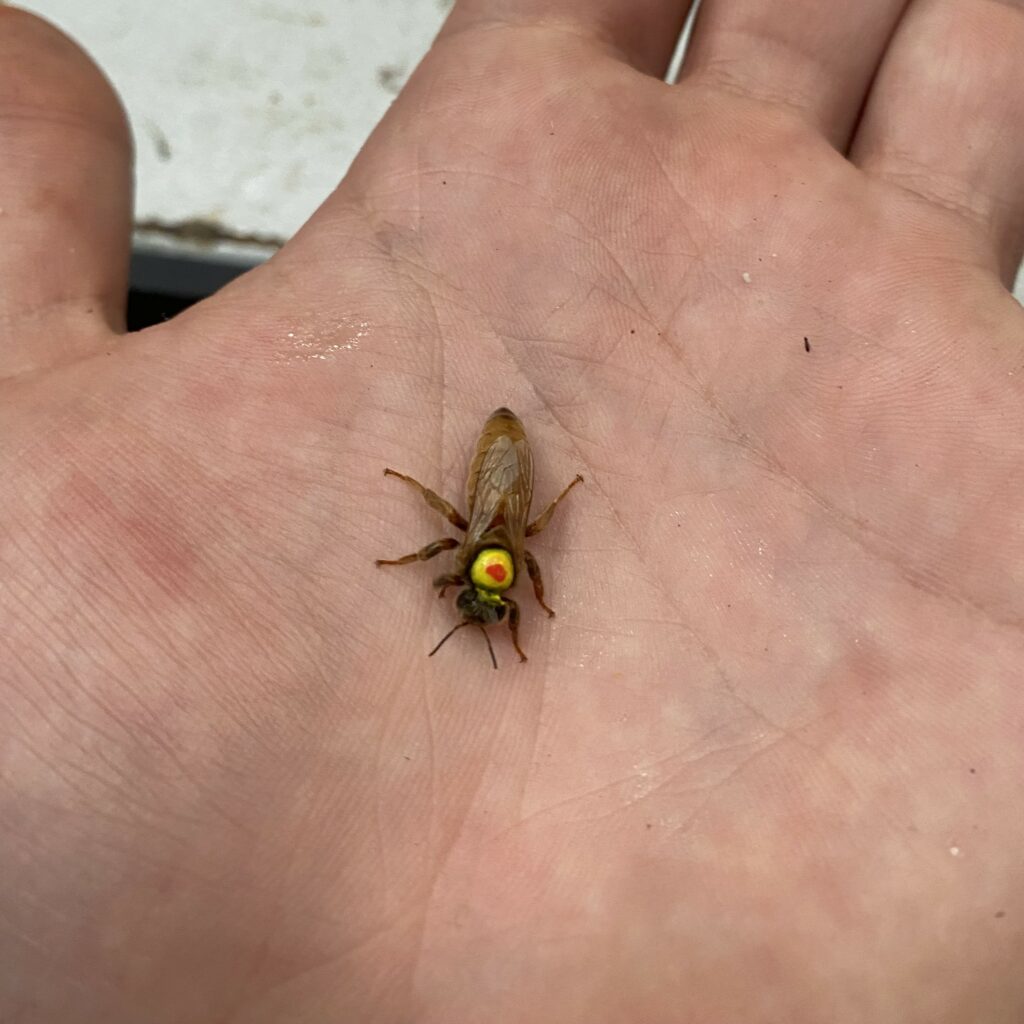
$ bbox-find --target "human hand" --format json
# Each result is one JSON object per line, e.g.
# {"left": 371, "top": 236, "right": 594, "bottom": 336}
{"left": 2, "top": 1, "right": 1023, "bottom": 1020}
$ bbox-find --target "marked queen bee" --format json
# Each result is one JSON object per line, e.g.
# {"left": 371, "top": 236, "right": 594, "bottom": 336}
{"left": 376, "top": 408, "right": 583, "bottom": 667}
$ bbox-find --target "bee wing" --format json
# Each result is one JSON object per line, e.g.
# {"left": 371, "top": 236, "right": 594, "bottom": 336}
{"left": 465, "top": 432, "right": 533, "bottom": 559}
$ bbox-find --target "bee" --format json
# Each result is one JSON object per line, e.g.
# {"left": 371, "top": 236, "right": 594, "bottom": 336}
{"left": 375, "top": 407, "right": 583, "bottom": 668}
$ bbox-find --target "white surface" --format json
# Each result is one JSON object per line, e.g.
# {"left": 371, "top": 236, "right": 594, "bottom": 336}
{"left": 13, "top": 1, "right": 1024, "bottom": 299}
{"left": 20, "top": 0, "right": 452, "bottom": 253}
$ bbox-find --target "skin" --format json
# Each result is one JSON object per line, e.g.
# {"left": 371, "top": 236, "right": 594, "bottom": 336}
{"left": 1, "top": 0, "right": 1023, "bottom": 1020}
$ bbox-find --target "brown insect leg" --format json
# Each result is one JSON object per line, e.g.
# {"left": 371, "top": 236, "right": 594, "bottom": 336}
{"left": 524, "top": 550, "right": 555, "bottom": 617}
{"left": 526, "top": 474, "right": 584, "bottom": 537}
{"left": 383, "top": 468, "right": 468, "bottom": 531}
{"left": 375, "top": 536, "right": 459, "bottom": 567}
{"left": 505, "top": 597, "right": 528, "bottom": 662}
{"left": 433, "top": 573, "right": 465, "bottom": 598}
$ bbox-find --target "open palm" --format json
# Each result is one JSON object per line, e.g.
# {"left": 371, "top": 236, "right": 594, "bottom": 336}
{"left": 3, "top": 2, "right": 1024, "bottom": 1021}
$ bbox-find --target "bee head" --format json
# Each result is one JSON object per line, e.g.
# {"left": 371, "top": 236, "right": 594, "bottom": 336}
{"left": 428, "top": 589, "right": 505, "bottom": 669}
{"left": 456, "top": 586, "right": 507, "bottom": 625}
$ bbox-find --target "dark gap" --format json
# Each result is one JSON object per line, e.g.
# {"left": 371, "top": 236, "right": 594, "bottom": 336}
{"left": 127, "top": 249, "right": 262, "bottom": 330}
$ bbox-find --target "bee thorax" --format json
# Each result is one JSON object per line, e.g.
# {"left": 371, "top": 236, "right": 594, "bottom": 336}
{"left": 469, "top": 547, "right": 514, "bottom": 592}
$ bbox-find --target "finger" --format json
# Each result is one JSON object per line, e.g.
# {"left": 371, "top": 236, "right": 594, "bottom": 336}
{"left": 852, "top": 0, "right": 1024, "bottom": 282}
{"left": 0, "top": 7, "right": 132, "bottom": 378}
{"left": 679, "top": 0, "right": 909, "bottom": 147}
{"left": 441, "top": 0, "right": 693, "bottom": 77}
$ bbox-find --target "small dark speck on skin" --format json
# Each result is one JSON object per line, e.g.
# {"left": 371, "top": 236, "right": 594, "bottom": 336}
{"left": 630, "top": 329, "right": 636, "bottom": 334}
{"left": 645, "top": 823, "right": 653, "bottom": 830}
{"left": 804, "top": 337, "right": 811, "bottom": 353}
{"left": 995, "top": 910, "right": 1006, "bottom": 918}
{"left": 403, "top": 755, "right": 411, "bottom": 761}
{"left": 970, "top": 767, "right": 976, "bottom": 773}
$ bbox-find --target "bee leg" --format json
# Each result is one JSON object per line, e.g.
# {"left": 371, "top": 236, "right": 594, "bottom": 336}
{"left": 383, "top": 468, "right": 468, "bottom": 530}
{"left": 524, "top": 550, "right": 555, "bottom": 617}
{"left": 505, "top": 597, "right": 528, "bottom": 662}
{"left": 433, "top": 573, "right": 465, "bottom": 599}
{"left": 375, "top": 537, "right": 459, "bottom": 567}
{"left": 525, "top": 474, "right": 584, "bottom": 537}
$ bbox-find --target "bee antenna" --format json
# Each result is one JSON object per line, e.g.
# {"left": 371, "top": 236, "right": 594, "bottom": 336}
{"left": 428, "top": 621, "right": 471, "bottom": 659}
{"left": 427, "top": 622, "right": 498, "bottom": 669}
{"left": 478, "top": 625, "right": 498, "bottom": 670}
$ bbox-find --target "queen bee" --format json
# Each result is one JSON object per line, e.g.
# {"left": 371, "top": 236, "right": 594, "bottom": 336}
{"left": 376, "top": 408, "right": 582, "bottom": 667}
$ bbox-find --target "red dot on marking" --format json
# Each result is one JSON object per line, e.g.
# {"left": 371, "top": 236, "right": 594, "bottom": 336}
{"left": 486, "top": 564, "right": 507, "bottom": 582}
